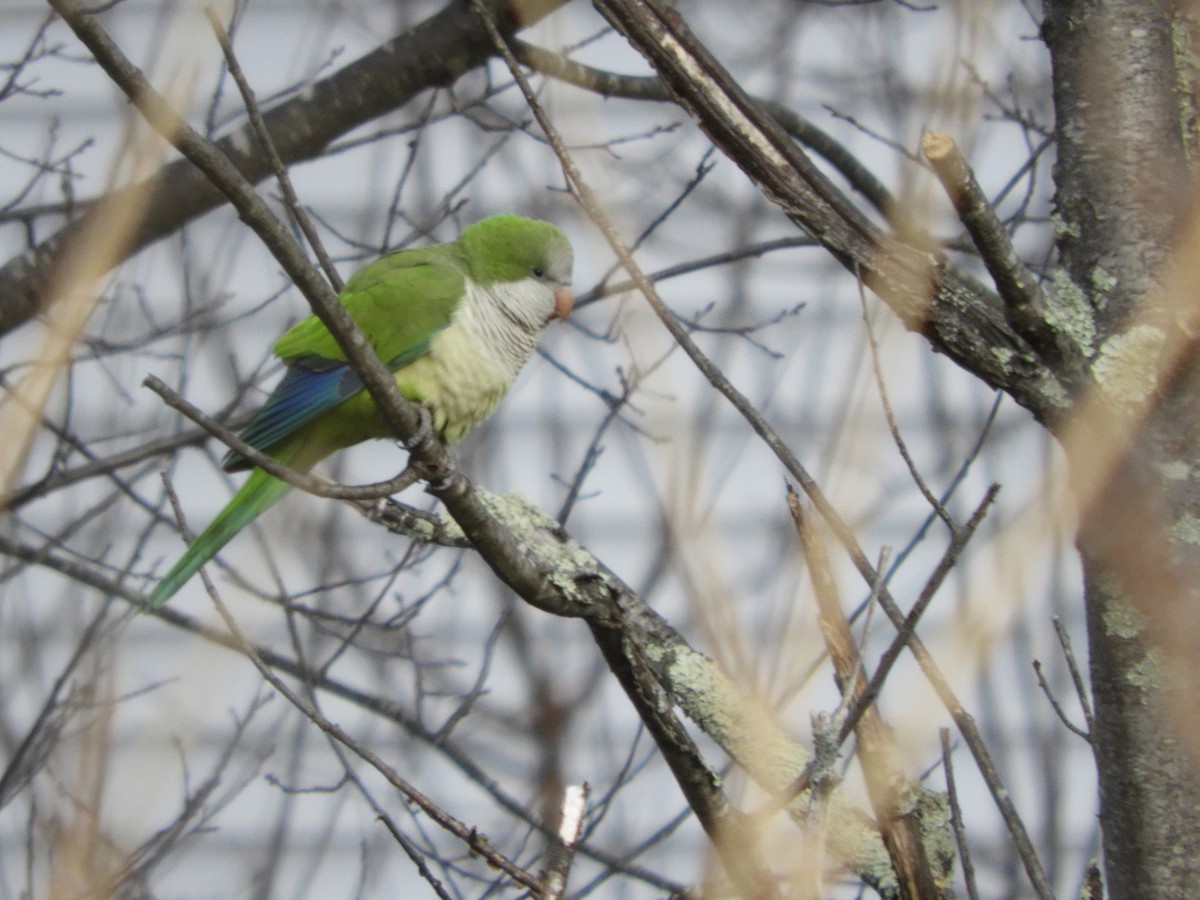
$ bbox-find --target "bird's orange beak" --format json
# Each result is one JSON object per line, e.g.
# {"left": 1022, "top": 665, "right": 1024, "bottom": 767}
{"left": 551, "top": 287, "right": 574, "bottom": 321}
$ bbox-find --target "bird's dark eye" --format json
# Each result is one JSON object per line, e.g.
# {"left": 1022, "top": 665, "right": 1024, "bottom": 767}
{"left": 532, "top": 266, "right": 546, "bottom": 278}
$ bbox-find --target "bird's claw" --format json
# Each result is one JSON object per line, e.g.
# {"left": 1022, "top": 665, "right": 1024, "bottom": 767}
{"left": 406, "top": 406, "right": 434, "bottom": 452}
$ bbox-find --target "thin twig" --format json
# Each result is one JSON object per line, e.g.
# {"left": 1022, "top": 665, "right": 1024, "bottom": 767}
{"left": 858, "top": 272, "right": 956, "bottom": 531}
{"left": 572, "top": 236, "right": 814, "bottom": 310}
{"left": 513, "top": 39, "right": 896, "bottom": 216}
{"left": 1054, "top": 616, "right": 1096, "bottom": 736}
{"left": 836, "top": 484, "right": 1001, "bottom": 748}
{"left": 940, "top": 729, "right": 981, "bottom": 900}
{"left": 143, "top": 375, "right": 421, "bottom": 501}
{"left": 790, "top": 488, "right": 941, "bottom": 899}
{"left": 375, "top": 813, "right": 455, "bottom": 900}
{"left": 204, "top": 8, "right": 344, "bottom": 292}
{"left": 0, "top": 603, "right": 119, "bottom": 809}
{"left": 1032, "top": 659, "right": 1091, "bottom": 741}
{"left": 1, "top": 419, "right": 247, "bottom": 512}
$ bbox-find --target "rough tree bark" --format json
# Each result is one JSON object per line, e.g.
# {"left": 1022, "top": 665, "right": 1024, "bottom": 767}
{"left": 1045, "top": 1, "right": 1200, "bottom": 895}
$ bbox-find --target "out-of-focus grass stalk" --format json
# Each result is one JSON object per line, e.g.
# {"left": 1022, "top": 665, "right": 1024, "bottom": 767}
{"left": 7, "top": 7, "right": 230, "bottom": 897}
{"left": 0, "top": 2, "right": 225, "bottom": 508}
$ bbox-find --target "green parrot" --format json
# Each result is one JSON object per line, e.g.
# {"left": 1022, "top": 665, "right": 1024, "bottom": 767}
{"left": 146, "top": 214, "right": 574, "bottom": 607}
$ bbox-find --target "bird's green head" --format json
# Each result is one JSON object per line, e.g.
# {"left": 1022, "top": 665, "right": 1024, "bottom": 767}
{"left": 458, "top": 214, "right": 574, "bottom": 318}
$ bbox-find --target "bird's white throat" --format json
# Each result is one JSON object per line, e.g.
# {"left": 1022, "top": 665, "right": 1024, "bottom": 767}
{"left": 455, "top": 276, "right": 554, "bottom": 377}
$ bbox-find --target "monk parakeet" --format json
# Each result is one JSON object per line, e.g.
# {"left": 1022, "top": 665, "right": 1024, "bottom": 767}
{"left": 146, "top": 214, "right": 573, "bottom": 607}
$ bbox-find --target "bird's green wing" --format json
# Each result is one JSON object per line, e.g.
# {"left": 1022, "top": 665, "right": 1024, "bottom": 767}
{"left": 223, "top": 248, "right": 465, "bottom": 471}
{"left": 273, "top": 245, "right": 465, "bottom": 363}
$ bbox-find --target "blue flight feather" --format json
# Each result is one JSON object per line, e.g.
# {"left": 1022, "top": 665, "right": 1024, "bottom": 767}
{"left": 222, "top": 334, "right": 441, "bottom": 472}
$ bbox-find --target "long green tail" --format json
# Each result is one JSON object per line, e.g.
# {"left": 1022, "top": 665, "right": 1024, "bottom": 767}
{"left": 146, "top": 466, "right": 292, "bottom": 608}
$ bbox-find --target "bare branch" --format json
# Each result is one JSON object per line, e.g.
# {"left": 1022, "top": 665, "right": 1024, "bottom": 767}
{"left": 592, "top": 0, "right": 1072, "bottom": 423}
{"left": 1053, "top": 616, "right": 1096, "bottom": 736}
{"left": 940, "top": 729, "right": 981, "bottom": 900}
{"left": 143, "top": 375, "right": 421, "bottom": 502}
{"left": 790, "top": 488, "right": 949, "bottom": 899}
{"left": 859, "top": 273, "right": 956, "bottom": 531}
{"left": 1033, "top": 658, "right": 1091, "bottom": 741}
{"left": 0, "top": 0, "right": 568, "bottom": 337}
{"left": 922, "top": 131, "right": 1071, "bottom": 370}
{"left": 204, "top": 7, "right": 343, "bottom": 292}
{"left": 513, "top": 39, "right": 896, "bottom": 216}
{"left": 1032, "top": 617, "right": 1094, "bottom": 741}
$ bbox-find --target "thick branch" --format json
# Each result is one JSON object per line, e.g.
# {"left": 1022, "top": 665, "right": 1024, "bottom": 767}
{"left": 592, "top": 0, "right": 1071, "bottom": 424}
{"left": 587, "top": 624, "right": 781, "bottom": 900}
{"left": 0, "top": 0, "right": 565, "bottom": 339}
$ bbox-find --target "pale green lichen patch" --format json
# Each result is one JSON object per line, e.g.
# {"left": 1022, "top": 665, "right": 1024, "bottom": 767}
{"left": 410, "top": 515, "right": 449, "bottom": 544}
{"left": 1091, "top": 266, "right": 1118, "bottom": 293}
{"left": 1091, "top": 324, "right": 1165, "bottom": 405}
{"left": 480, "top": 489, "right": 546, "bottom": 534}
{"left": 483, "top": 491, "right": 558, "bottom": 553}
{"left": 648, "top": 642, "right": 893, "bottom": 882}
{"left": 1045, "top": 270, "right": 1096, "bottom": 357}
{"left": 1037, "top": 375, "right": 1072, "bottom": 410}
{"left": 1170, "top": 512, "right": 1200, "bottom": 546}
{"left": 991, "top": 345, "right": 1015, "bottom": 367}
{"left": 1103, "top": 595, "right": 1145, "bottom": 639}
{"left": 1127, "top": 646, "right": 1167, "bottom": 690}
{"left": 434, "top": 513, "right": 466, "bottom": 544}
{"left": 482, "top": 490, "right": 604, "bottom": 589}
{"left": 913, "top": 789, "right": 957, "bottom": 887}
{"left": 1051, "top": 211, "right": 1081, "bottom": 240}
{"left": 439, "top": 489, "right": 608, "bottom": 606}
{"left": 1158, "top": 459, "right": 1191, "bottom": 481}
{"left": 649, "top": 642, "right": 808, "bottom": 788}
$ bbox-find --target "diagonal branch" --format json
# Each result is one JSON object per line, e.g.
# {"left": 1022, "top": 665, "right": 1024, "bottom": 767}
{"left": 47, "top": 0, "right": 630, "bottom": 680}
{"left": 922, "top": 131, "right": 1075, "bottom": 372}
{"left": 790, "top": 490, "right": 947, "bottom": 900}
{"left": 46, "top": 0, "right": 432, "bottom": 461}
{"left": 513, "top": 39, "right": 896, "bottom": 216}
{"left": 204, "top": 7, "right": 343, "bottom": 293}
{"left": 581, "top": 3, "right": 1058, "bottom": 896}
{"left": 143, "top": 375, "right": 421, "bottom": 501}
{"left": 591, "top": 0, "right": 1073, "bottom": 425}
{"left": 0, "top": 0, "right": 566, "bottom": 338}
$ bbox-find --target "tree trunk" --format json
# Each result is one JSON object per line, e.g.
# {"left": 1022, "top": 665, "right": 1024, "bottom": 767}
{"left": 1045, "top": 0, "right": 1200, "bottom": 894}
